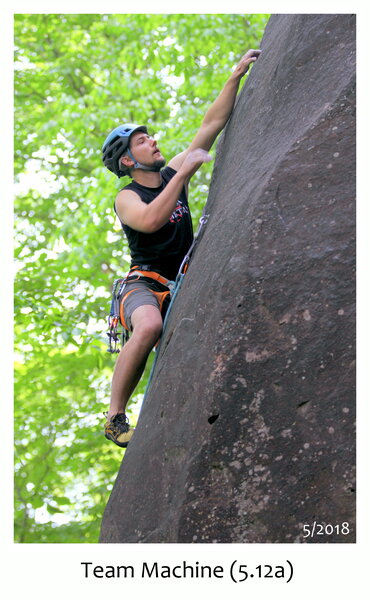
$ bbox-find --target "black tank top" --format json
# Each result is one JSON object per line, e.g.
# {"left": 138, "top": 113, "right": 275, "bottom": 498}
{"left": 114, "top": 166, "right": 193, "bottom": 280}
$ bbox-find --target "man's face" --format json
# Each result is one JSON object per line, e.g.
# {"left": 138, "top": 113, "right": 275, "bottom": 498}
{"left": 129, "top": 131, "right": 166, "bottom": 171}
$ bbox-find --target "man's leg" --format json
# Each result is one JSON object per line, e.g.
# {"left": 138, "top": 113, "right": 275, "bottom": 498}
{"left": 107, "top": 304, "right": 163, "bottom": 419}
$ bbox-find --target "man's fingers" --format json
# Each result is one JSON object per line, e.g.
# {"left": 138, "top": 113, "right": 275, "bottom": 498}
{"left": 242, "top": 49, "right": 261, "bottom": 63}
{"left": 192, "top": 149, "right": 212, "bottom": 163}
{"left": 179, "top": 149, "right": 213, "bottom": 178}
{"left": 237, "top": 49, "right": 261, "bottom": 73}
{"left": 199, "top": 151, "right": 212, "bottom": 162}
{"left": 247, "top": 49, "right": 261, "bottom": 58}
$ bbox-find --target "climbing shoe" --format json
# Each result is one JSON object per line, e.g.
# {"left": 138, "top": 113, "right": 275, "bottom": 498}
{"left": 103, "top": 412, "right": 134, "bottom": 448}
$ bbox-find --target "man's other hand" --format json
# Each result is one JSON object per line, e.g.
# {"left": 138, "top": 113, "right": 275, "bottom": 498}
{"left": 233, "top": 49, "right": 261, "bottom": 79}
{"left": 178, "top": 148, "right": 213, "bottom": 180}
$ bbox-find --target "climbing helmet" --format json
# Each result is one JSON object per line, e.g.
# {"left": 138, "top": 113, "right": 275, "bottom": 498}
{"left": 102, "top": 123, "right": 148, "bottom": 177}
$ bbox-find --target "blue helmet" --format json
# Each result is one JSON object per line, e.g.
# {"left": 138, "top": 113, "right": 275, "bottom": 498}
{"left": 102, "top": 123, "right": 148, "bottom": 177}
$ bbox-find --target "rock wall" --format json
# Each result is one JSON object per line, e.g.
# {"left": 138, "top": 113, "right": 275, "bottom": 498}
{"left": 100, "top": 14, "right": 356, "bottom": 543}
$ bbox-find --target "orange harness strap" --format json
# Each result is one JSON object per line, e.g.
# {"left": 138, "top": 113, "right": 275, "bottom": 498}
{"left": 119, "top": 275, "right": 171, "bottom": 332}
{"left": 129, "top": 266, "right": 172, "bottom": 287}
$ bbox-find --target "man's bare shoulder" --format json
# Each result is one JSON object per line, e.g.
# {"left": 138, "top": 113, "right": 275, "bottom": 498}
{"left": 115, "top": 187, "right": 143, "bottom": 212}
{"left": 115, "top": 187, "right": 142, "bottom": 204}
{"left": 114, "top": 187, "right": 149, "bottom": 231}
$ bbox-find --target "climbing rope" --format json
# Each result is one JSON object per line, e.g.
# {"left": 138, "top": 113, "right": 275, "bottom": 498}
{"left": 141, "top": 212, "right": 209, "bottom": 406}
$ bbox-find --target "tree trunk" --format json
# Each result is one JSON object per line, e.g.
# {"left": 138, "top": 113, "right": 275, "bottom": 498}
{"left": 100, "top": 14, "right": 356, "bottom": 543}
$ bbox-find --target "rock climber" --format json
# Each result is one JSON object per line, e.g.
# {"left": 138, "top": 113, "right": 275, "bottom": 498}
{"left": 101, "top": 48, "right": 261, "bottom": 447}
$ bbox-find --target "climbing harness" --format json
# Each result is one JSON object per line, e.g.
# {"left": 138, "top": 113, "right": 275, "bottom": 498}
{"left": 106, "top": 213, "right": 209, "bottom": 354}
{"left": 107, "top": 268, "right": 175, "bottom": 353}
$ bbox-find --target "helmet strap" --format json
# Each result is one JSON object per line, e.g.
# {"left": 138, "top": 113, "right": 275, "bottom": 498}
{"left": 126, "top": 148, "right": 161, "bottom": 173}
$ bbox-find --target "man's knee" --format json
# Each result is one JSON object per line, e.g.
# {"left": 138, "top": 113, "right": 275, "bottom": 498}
{"left": 135, "top": 319, "right": 162, "bottom": 342}
{"left": 131, "top": 306, "right": 163, "bottom": 345}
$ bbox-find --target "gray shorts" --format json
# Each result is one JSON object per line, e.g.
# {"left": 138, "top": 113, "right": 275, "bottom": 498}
{"left": 120, "top": 279, "right": 171, "bottom": 331}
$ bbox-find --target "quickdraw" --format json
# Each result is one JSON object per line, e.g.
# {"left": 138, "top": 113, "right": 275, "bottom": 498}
{"left": 177, "top": 213, "right": 208, "bottom": 276}
{"left": 107, "top": 277, "right": 131, "bottom": 353}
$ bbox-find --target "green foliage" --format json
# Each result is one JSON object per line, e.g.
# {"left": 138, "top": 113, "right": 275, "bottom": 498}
{"left": 14, "top": 13, "right": 269, "bottom": 542}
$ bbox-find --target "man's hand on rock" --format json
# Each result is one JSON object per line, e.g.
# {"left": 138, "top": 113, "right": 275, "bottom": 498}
{"left": 233, "top": 49, "right": 261, "bottom": 79}
{"left": 178, "top": 148, "right": 212, "bottom": 179}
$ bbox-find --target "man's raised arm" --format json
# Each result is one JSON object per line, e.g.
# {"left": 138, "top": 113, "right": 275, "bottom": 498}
{"left": 168, "top": 49, "right": 261, "bottom": 171}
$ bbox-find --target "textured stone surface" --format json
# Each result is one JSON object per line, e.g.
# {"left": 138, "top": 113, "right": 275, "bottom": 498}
{"left": 100, "top": 14, "right": 356, "bottom": 543}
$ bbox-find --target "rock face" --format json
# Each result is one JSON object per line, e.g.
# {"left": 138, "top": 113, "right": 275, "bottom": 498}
{"left": 100, "top": 14, "right": 356, "bottom": 543}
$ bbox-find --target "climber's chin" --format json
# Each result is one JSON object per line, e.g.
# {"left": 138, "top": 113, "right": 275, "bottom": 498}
{"left": 138, "top": 157, "right": 166, "bottom": 172}
{"left": 151, "top": 157, "right": 166, "bottom": 171}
